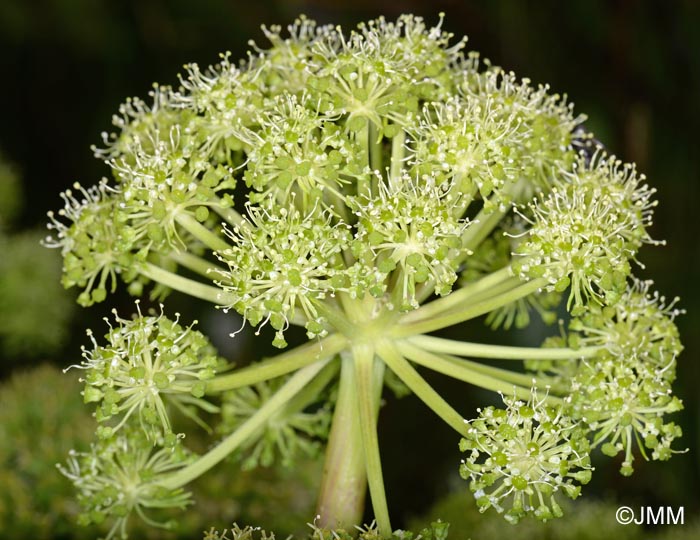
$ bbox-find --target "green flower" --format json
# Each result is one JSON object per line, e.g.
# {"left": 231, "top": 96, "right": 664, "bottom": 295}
{"left": 349, "top": 171, "right": 466, "bottom": 310}
{"left": 460, "top": 390, "right": 592, "bottom": 524}
{"left": 569, "top": 356, "right": 683, "bottom": 476}
{"left": 568, "top": 278, "right": 683, "bottom": 371}
{"left": 456, "top": 62, "right": 582, "bottom": 194}
{"left": 59, "top": 427, "right": 194, "bottom": 540}
{"left": 45, "top": 180, "right": 137, "bottom": 306}
{"left": 73, "top": 303, "right": 222, "bottom": 440}
{"left": 513, "top": 152, "right": 658, "bottom": 310}
{"left": 216, "top": 202, "right": 351, "bottom": 347}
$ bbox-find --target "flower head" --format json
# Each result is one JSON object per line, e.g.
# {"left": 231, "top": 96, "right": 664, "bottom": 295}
{"left": 513, "top": 152, "right": 658, "bottom": 310}
{"left": 568, "top": 278, "right": 683, "bottom": 371}
{"left": 45, "top": 181, "right": 138, "bottom": 306}
{"left": 238, "top": 93, "right": 363, "bottom": 207}
{"left": 59, "top": 427, "right": 193, "bottom": 540}
{"left": 460, "top": 390, "right": 592, "bottom": 524}
{"left": 457, "top": 64, "right": 582, "bottom": 194}
{"left": 216, "top": 202, "right": 351, "bottom": 347}
{"left": 72, "top": 303, "right": 222, "bottom": 440}
{"left": 569, "top": 357, "right": 682, "bottom": 476}
{"left": 349, "top": 171, "right": 467, "bottom": 310}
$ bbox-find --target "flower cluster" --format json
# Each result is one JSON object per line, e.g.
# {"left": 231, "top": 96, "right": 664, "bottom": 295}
{"left": 460, "top": 391, "right": 592, "bottom": 524}
{"left": 72, "top": 303, "right": 222, "bottom": 440}
{"left": 565, "top": 280, "right": 684, "bottom": 474}
{"left": 513, "top": 153, "right": 658, "bottom": 310}
{"left": 457, "top": 61, "right": 582, "bottom": 191}
{"left": 349, "top": 172, "right": 466, "bottom": 310}
{"left": 218, "top": 374, "right": 332, "bottom": 470}
{"left": 59, "top": 427, "right": 193, "bottom": 540}
{"left": 217, "top": 204, "right": 351, "bottom": 347}
{"left": 45, "top": 181, "right": 134, "bottom": 306}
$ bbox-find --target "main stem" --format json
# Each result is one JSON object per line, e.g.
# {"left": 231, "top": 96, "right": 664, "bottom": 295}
{"left": 316, "top": 352, "right": 367, "bottom": 530}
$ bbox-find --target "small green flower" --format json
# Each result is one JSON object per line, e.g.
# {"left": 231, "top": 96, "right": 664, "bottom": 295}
{"left": 239, "top": 93, "right": 363, "bottom": 207}
{"left": 45, "top": 180, "right": 137, "bottom": 306}
{"left": 570, "top": 357, "right": 683, "bottom": 476}
{"left": 59, "top": 427, "right": 194, "bottom": 540}
{"left": 411, "top": 96, "right": 525, "bottom": 202}
{"left": 513, "top": 152, "right": 658, "bottom": 310}
{"left": 457, "top": 64, "right": 581, "bottom": 194}
{"left": 217, "top": 202, "right": 351, "bottom": 347}
{"left": 72, "top": 303, "right": 222, "bottom": 440}
{"left": 460, "top": 390, "right": 592, "bottom": 524}
{"left": 568, "top": 278, "right": 683, "bottom": 371}
{"left": 349, "top": 171, "right": 466, "bottom": 310}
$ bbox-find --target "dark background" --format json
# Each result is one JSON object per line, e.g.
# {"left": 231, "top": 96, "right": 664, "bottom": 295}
{"left": 1, "top": 0, "right": 699, "bottom": 530}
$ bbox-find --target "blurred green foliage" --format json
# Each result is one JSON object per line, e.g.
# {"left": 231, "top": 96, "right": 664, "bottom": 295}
{"left": 410, "top": 490, "right": 700, "bottom": 540}
{"left": 0, "top": 365, "right": 96, "bottom": 538}
{"left": 0, "top": 152, "right": 21, "bottom": 228}
{"left": 0, "top": 151, "right": 74, "bottom": 360}
{"left": 0, "top": 230, "right": 74, "bottom": 358}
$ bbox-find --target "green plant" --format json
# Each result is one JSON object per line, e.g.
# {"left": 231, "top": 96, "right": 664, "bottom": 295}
{"left": 0, "top": 152, "right": 74, "bottom": 359}
{"left": 45, "top": 14, "right": 684, "bottom": 538}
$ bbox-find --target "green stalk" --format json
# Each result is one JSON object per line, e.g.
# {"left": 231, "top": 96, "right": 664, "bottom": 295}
{"left": 162, "top": 359, "right": 330, "bottom": 490}
{"left": 394, "top": 278, "right": 547, "bottom": 336}
{"left": 353, "top": 343, "right": 391, "bottom": 536}
{"left": 276, "top": 356, "right": 340, "bottom": 417}
{"left": 206, "top": 332, "right": 347, "bottom": 393}
{"left": 405, "top": 267, "right": 517, "bottom": 323}
{"left": 212, "top": 197, "right": 245, "bottom": 227}
{"left": 456, "top": 177, "right": 526, "bottom": 264}
{"left": 356, "top": 119, "right": 372, "bottom": 198}
{"left": 175, "top": 211, "right": 230, "bottom": 252}
{"left": 139, "top": 262, "right": 232, "bottom": 305}
{"left": 407, "top": 335, "right": 600, "bottom": 361}
{"left": 459, "top": 205, "right": 507, "bottom": 256}
{"left": 377, "top": 341, "right": 468, "bottom": 436}
{"left": 398, "top": 341, "right": 564, "bottom": 405}
{"left": 316, "top": 353, "right": 368, "bottom": 530}
{"left": 369, "top": 121, "right": 383, "bottom": 175}
{"left": 435, "top": 354, "right": 540, "bottom": 387}
{"left": 169, "top": 250, "right": 224, "bottom": 278}
{"left": 389, "top": 129, "right": 406, "bottom": 186}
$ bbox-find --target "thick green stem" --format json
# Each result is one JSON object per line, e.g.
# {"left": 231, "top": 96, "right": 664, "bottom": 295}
{"left": 162, "top": 359, "right": 330, "bottom": 490}
{"left": 356, "top": 120, "right": 372, "bottom": 198}
{"left": 139, "top": 262, "right": 232, "bottom": 305}
{"left": 377, "top": 341, "right": 468, "bottom": 436}
{"left": 369, "top": 121, "right": 383, "bottom": 175}
{"left": 407, "top": 335, "right": 600, "bottom": 361}
{"left": 353, "top": 343, "right": 391, "bottom": 536}
{"left": 206, "top": 332, "right": 347, "bottom": 393}
{"left": 460, "top": 206, "right": 507, "bottom": 257}
{"left": 394, "top": 278, "right": 547, "bottom": 336}
{"left": 316, "top": 353, "right": 368, "bottom": 530}
{"left": 212, "top": 198, "right": 245, "bottom": 227}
